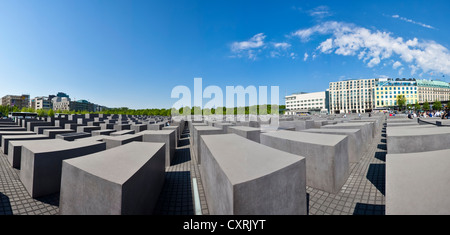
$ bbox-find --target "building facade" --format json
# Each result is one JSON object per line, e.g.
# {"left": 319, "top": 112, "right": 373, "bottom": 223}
{"left": 417, "top": 79, "right": 450, "bottom": 103}
{"left": 30, "top": 96, "right": 52, "bottom": 110}
{"left": 1, "top": 94, "right": 30, "bottom": 109}
{"left": 284, "top": 91, "right": 328, "bottom": 115}
{"left": 70, "top": 100, "right": 95, "bottom": 112}
{"left": 52, "top": 96, "right": 71, "bottom": 111}
{"left": 329, "top": 79, "right": 376, "bottom": 114}
{"left": 375, "top": 78, "right": 418, "bottom": 108}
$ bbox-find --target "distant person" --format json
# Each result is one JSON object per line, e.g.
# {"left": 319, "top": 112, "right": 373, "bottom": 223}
{"left": 407, "top": 113, "right": 412, "bottom": 119}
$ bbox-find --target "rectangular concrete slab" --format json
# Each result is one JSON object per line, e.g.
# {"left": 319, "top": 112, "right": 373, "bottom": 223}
{"left": 2, "top": 134, "right": 47, "bottom": 155}
{"left": 386, "top": 150, "right": 450, "bottom": 215}
{"left": 193, "top": 126, "right": 223, "bottom": 164}
{"left": 386, "top": 126, "right": 450, "bottom": 154}
{"left": 321, "top": 122, "right": 373, "bottom": 145}
{"left": 56, "top": 132, "right": 91, "bottom": 141}
{"left": 200, "top": 134, "right": 306, "bottom": 215}
{"left": 91, "top": 129, "right": 117, "bottom": 136}
{"left": 260, "top": 130, "right": 349, "bottom": 194}
{"left": 0, "top": 131, "right": 36, "bottom": 146}
{"left": 102, "top": 134, "right": 143, "bottom": 149}
{"left": 59, "top": 142, "right": 166, "bottom": 215}
{"left": 34, "top": 126, "right": 61, "bottom": 134}
{"left": 110, "top": 130, "right": 135, "bottom": 136}
{"left": 7, "top": 139, "right": 68, "bottom": 169}
{"left": 44, "top": 129, "right": 75, "bottom": 139}
{"left": 301, "top": 128, "right": 363, "bottom": 163}
{"left": 227, "top": 126, "right": 261, "bottom": 143}
{"left": 141, "top": 130, "right": 176, "bottom": 168}
{"left": 76, "top": 126, "right": 101, "bottom": 133}
{"left": 20, "top": 140, "right": 106, "bottom": 197}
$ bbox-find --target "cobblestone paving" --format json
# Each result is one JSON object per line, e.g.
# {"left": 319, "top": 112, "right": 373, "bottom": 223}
{"left": 0, "top": 123, "right": 386, "bottom": 215}
{"left": 307, "top": 123, "right": 386, "bottom": 215}
{"left": 0, "top": 152, "right": 59, "bottom": 215}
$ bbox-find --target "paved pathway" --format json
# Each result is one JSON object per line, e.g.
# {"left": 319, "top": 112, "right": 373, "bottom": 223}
{"left": 0, "top": 123, "right": 386, "bottom": 215}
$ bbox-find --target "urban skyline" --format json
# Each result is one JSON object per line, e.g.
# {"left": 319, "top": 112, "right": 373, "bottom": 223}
{"left": 1, "top": 1, "right": 450, "bottom": 109}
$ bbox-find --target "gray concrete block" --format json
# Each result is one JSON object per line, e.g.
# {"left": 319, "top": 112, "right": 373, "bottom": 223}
{"left": 141, "top": 130, "right": 176, "bottom": 168}
{"left": 114, "top": 124, "right": 131, "bottom": 131}
{"left": 100, "top": 123, "right": 115, "bottom": 130}
{"left": 321, "top": 122, "right": 373, "bottom": 145}
{"left": 27, "top": 121, "right": 53, "bottom": 132}
{"left": 44, "top": 129, "right": 75, "bottom": 139}
{"left": 91, "top": 129, "right": 117, "bottom": 136}
{"left": 260, "top": 130, "right": 349, "bottom": 194}
{"left": 19, "top": 140, "right": 106, "bottom": 197}
{"left": 110, "top": 130, "right": 135, "bottom": 136}
{"left": 2, "top": 134, "right": 47, "bottom": 155}
{"left": 59, "top": 142, "right": 166, "bottom": 215}
{"left": 386, "top": 126, "right": 450, "bottom": 154}
{"left": 227, "top": 126, "right": 261, "bottom": 143}
{"left": 193, "top": 126, "right": 223, "bottom": 164}
{"left": 212, "top": 122, "right": 235, "bottom": 133}
{"left": 0, "top": 131, "right": 36, "bottom": 145}
{"left": 8, "top": 139, "right": 67, "bottom": 169}
{"left": 131, "top": 124, "right": 148, "bottom": 133}
{"left": 65, "top": 123, "right": 85, "bottom": 131}
{"left": 103, "top": 134, "right": 143, "bottom": 149}
{"left": 162, "top": 126, "right": 179, "bottom": 147}
{"left": 301, "top": 128, "right": 363, "bottom": 163}
{"left": 147, "top": 123, "right": 165, "bottom": 131}
{"left": 200, "top": 134, "right": 306, "bottom": 215}
{"left": 386, "top": 149, "right": 450, "bottom": 215}
{"left": 76, "top": 126, "right": 101, "bottom": 133}
{"left": 34, "top": 126, "right": 61, "bottom": 134}
{"left": 56, "top": 132, "right": 91, "bottom": 141}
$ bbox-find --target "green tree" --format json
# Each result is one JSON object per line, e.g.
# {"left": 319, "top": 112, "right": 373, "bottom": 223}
{"left": 423, "top": 100, "right": 430, "bottom": 111}
{"left": 37, "top": 109, "right": 46, "bottom": 117}
{"left": 47, "top": 109, "right": 55, "bottom": 117}
{"left": 432, "top": 101, "right": 442, "bottom": 111}
{"left": 414, "top": 101, "right": 421, "bottom": 111}
{"left": 396, "top": 95, "right": 407, "bottom": 111}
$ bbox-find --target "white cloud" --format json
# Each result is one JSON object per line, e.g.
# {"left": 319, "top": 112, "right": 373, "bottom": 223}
{"left": 273, "top": 42, "right": 291, "bottom": 50}
{"left": 392, "top": 14, "right": 435, "bottom": 29}
{"left": 230, "top": 33, "right": 266, "bottom": 59}
{"left": 303, "top": 52, "right": 309, "bottom": 61}
{"left": 393, "top": 61, "right": 402, "bottom": 69}
{"left": 309, "top": 5, "right": 332, "bottom": 18}
{"left": 292, "top": 21, "right": 450, "bottom": 75}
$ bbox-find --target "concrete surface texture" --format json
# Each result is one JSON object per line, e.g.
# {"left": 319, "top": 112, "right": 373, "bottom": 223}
{"left": 386, "top": 149, "right": 450, "bottom": 215}
{"left": 226, "top": 126, "right": 261, "bottom": 143}
{"left": 59, "top": 142, "right": 166, "bottom": 215}
{"left": 91, "top": 129, "right": 117, "bottom": 136}
{"left": 192, "top": 126, "right": 223, "bottom": 164}
{"left": 200, "top": 133, "right": 306, "bottom": 215}
{"left": 301, "top": 128, "right": 364, "bottom": 163}
{"left": 260, "top": 130, "right": 349, "bottom": 194}
{"left": 102, "top": 134, "right": 143, "bottom": 149}
{"left": 386, "top": 126, "right": 450, "bottom": 154}
{"left": 2, "top": 134, "right": 49, "bottom": 154}
{"left": 19, "top": 140, "right": 107, "bottom": 198}
{"left": 141, "top": 130, "right": 176, "bottom": 168}
{"left": 110, "top": 130, "right": 135, "bottom": 136}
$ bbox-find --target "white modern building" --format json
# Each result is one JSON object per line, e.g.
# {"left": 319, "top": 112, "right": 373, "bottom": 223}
{"left": 284, "top": 91, "right": 329, "bottom": 115}
{"left": 30, "top": 96, "right": 52, "bottom": 110}
{"left": 329, "top": 78, "right": 377, "bottom": 114}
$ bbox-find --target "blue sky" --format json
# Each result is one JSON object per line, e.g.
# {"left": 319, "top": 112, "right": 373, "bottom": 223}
{"left": 1, "top": 0, "right": 449, "bottom": 109}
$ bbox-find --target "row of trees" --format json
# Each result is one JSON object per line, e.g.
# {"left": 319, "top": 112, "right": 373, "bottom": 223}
{"left": 172, "top": 105, "right": 285, "bottom": 116}
{"left": 0, "top": 104, "right": 286, "bottom": 117}
{"left": 396, "top": 95, "right": 446, "bottom": 111}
